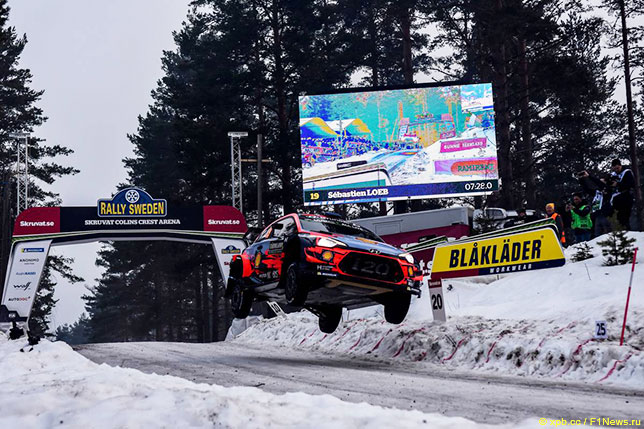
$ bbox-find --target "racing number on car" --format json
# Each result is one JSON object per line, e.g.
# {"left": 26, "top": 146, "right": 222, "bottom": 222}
{"left": 351, "top": 258, "right": 390, "bottom": 276}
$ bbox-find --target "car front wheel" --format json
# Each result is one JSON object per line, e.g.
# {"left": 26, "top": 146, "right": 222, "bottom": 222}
{"left": 285, "top": 263, "right": 309, "bottom": 306}
{"left": 384, "top": 293, "right": 411, "bottom": 324}
{"left": 230, "top": 279, "right": 253, "bottom": 319}
{"left": 318, "top": 305, "right": 342, "bottom": 333}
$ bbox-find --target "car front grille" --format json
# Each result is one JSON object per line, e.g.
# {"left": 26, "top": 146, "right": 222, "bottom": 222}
{"left": 338, "top": 252, "right": 403, "bottom": 283}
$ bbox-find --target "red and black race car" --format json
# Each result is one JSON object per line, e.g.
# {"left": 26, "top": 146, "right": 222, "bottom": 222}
{"left": 226, "top": 213, "right": 422, "bottom": 333}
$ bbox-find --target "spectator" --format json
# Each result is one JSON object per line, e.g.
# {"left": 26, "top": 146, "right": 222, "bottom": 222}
{"left": 545, "top": 203, "right": 566, "bottom": 245}
{"left": 576, "top": 170, "right": 613, "bottom": 236}
{"left": 562, "top": 201, "right": 574, "bottom": 245}
{"left": 570, "top": 193, "right": 592, "bottom": 243}
{"left": 505, "top": 207, "right": 528, "bottom": 228}
{"left": 610, "top": 159, "right": 635, "bottom": 230}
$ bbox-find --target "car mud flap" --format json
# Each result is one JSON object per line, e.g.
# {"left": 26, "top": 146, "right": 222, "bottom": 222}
{"left": 224, "top": 278, "right": 235, "bottom": 298}
{"left": 304, "top": 304, "right": 323, "bottom": 318}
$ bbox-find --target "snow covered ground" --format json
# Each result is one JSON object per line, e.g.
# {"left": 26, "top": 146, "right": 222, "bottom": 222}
{"left": 0, "top": 333, "right": 541, "bottom": 428}
{"left": 234, "top": 233, "right": 644, "bottom": 389}
{"left": 3, "top": 232, "right": 642, "bottom": 427}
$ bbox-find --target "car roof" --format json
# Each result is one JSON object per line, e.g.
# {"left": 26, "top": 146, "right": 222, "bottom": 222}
{"left": 299, "top": 213, "right": 342, "bottom": 220}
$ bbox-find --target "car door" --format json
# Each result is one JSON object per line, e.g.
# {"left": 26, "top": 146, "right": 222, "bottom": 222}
{"left": 271, "top": 216, "right": 297, "bottom": 277}
{"left": 252, "top": 217, "right": 291, "bottom": 284}
{"left": 247, "top": 224, "right": 273, "bottom": 282}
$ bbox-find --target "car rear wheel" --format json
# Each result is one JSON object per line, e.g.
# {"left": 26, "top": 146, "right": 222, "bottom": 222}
{"left": 230, "top": 279, "right": 253, "bottom": 319}
{"left": 285, "top": 263, "right": 309, "bottom": 306}
{"left": 318, "top": 305, "right": 342, "bottom": 333}
{"left": 384, "top": 293, "right": 411, "bottom": 324}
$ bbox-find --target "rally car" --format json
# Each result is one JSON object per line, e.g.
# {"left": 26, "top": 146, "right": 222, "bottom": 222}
{"left": 226, "top": 213, "right": 422, "bottom": 333}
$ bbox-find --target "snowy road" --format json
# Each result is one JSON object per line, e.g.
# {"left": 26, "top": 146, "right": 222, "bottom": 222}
{"left": 75, "top": 341, "right": 644, "bottom": 425}
{"left": 369, "top": 150, "right": 419, "bottom": 173}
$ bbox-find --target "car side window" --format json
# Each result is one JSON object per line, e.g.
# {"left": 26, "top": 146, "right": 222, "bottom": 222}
{"left": 270, "top": 221, "right": 284, "bottom": 239}
{"left": 257, "top": 226, "right": 272, "bottom": 241}
{"left": 272, "top": 217, "right": 293, "bottom": 239}
{"left": 281, "top": 217, "right": 297, "bottom": 238}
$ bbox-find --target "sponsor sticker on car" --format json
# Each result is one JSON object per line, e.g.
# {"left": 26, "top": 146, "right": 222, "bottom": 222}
{"left": 21, "top": 247, "right": 44, "bottom": 253}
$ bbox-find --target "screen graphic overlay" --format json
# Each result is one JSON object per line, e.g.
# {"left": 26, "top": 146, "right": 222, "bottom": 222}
{"left": 299, "top": 83, "right": 498, "bottom": 205}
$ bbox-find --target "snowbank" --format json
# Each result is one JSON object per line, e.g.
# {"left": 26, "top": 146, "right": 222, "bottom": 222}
{"left": 235, "top": 233, "right": 644, "bottom": 388}
{"left": 0, "top": 337, "right": 538, "bottom": 428}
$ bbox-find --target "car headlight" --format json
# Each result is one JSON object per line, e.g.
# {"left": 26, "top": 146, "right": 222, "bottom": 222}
{"left": 399, "top": 253, "right": 414, "bottom": 264}
{"left": 317, "top": 237, "right": 346, "bottom": 248}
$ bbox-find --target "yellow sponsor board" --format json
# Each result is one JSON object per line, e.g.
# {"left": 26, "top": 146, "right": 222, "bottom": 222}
{"left": 431, "top": 227, "right": 565, "bottom": 279}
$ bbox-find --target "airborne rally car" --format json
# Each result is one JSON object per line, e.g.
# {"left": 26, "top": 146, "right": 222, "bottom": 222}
{"left": 226, "top": 213, "right": 422, "bottom": 333}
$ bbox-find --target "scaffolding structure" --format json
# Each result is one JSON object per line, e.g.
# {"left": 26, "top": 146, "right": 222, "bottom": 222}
{"left": 228, "top": 132, "right": 247, "bottom": 213}
{"left": 9, "top": 133, "right": 29, "bottom": 214}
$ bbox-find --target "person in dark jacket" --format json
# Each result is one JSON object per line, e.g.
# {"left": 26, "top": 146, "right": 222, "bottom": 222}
{"left": 570, "top": 193, "right": 592, "bottom": 243}
{"left": 576, "top": 170, "right": 613, "bottom": 236}
{"left": 610, "top": 159, "right": 634, "bottom": 230}
{"left": 562, "top": 201, "right": 574, "bottom": 244}
{"left": 505, "top": 207, "right": 528, "bottom": 228}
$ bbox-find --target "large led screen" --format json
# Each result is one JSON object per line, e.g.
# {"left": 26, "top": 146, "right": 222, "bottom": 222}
{"left": 299, "top": 83, "right": 498, "bottom": 205}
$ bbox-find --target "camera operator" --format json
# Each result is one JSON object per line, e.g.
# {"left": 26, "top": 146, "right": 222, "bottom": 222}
{"left": 575, "top": 170, "right": 613, "bottom": 236}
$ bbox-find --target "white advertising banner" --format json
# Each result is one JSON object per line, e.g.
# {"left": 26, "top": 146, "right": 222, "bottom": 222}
{"left": 211, "top": 238, "right": 247, "bottom": 284}
{"left": 428, "top": 278, "right": 446, "bottom": 322}
{"left": 1, "top": 239, "right": 52, "bottom": 320}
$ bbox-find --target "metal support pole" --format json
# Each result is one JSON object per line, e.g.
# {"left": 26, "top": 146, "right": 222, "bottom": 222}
{"left": 10, "top": 133, "right": 29, "bottom": 214}
{"left": 257, "top": 134, "right": 263, "bottom": 228}
{"left": 228, "top": 132, "right": 247, "bottom": 213}
{"left": 620, "top": 247, "right": 639, "bottom": 346}
{"left": 230, "top": 135, "right": 235, "bottom": 208}
{"left": 24, "top": 135, "right": 28, "bottom": 209}
{"left": 236, "top": 142, "right": 242, "bottom": 213}
{"left": 16, "top": 138, "right": 20, "bottom": 212}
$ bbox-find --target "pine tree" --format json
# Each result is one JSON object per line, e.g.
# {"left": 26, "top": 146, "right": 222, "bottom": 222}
{"left": 473, "top": 208, "right": 501, "bottom": 234}
{"left": 534, "top": 13, "right": 618, "bottom": 204}
{"left": 28, "top": 255, "right": 83, "bottom": 337}
{"left": 597, "top": 229, "right": 636, "bottom": 265}
{"left": 571, "top": 242, "right": 594, "bottom": 262}
{"left": 87, "top": 1, "right": 362, "bottom": 343}
{"left": 0, "top": 0, "right": 80, "bottom": 335}
{"left": 55, "top": 313, "right": 91, "bottom": 345}
{"left": 425, "top": 1, "right": 619, "bottom": 208}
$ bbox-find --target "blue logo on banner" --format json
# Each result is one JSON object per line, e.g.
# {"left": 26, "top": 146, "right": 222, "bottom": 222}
{"left": 221, "top": 245, "right": 241, "bottom": 255}
{"left": 97, "top": 188, "right": 167, "bottom": 218}
{"left": 21, "top": 248, "right": 44, "bottom": 253}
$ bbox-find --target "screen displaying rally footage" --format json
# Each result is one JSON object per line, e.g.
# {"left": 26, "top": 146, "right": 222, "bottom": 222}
{"left": 299, "top": 83, "right": 498, "bottom": 205}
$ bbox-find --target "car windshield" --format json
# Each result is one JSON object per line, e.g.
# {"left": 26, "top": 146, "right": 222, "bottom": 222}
{"left": 299, "top": 217, "right": 383, "bottom": 242}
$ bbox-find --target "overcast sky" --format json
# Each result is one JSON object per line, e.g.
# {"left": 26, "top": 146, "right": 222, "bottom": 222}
{"left": 8, "top": 0, "right": 191, "bottom": 328}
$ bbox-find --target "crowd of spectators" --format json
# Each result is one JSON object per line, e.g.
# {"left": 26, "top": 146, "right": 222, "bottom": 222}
{"left": 543, "top": 159, "right": 636, "bottom": 246}
{"left": 301, "top": 136, "right": 420, "bottom": 166}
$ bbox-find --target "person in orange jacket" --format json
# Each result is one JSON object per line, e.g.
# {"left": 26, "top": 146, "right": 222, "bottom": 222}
{"left": 545, "top": 203, "right": 566, "bottom": 245}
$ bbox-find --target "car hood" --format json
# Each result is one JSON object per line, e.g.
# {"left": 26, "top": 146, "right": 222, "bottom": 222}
{"left": 326, "top": 234, "right": 405, "bottom": 258}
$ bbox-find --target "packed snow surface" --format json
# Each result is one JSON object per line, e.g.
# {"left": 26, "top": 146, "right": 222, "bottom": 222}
{"left": 234, "top": 233, "right": 644, "bottom": 389}
{"left": 0, "top": 333, "right": 543, "bottom": 428}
